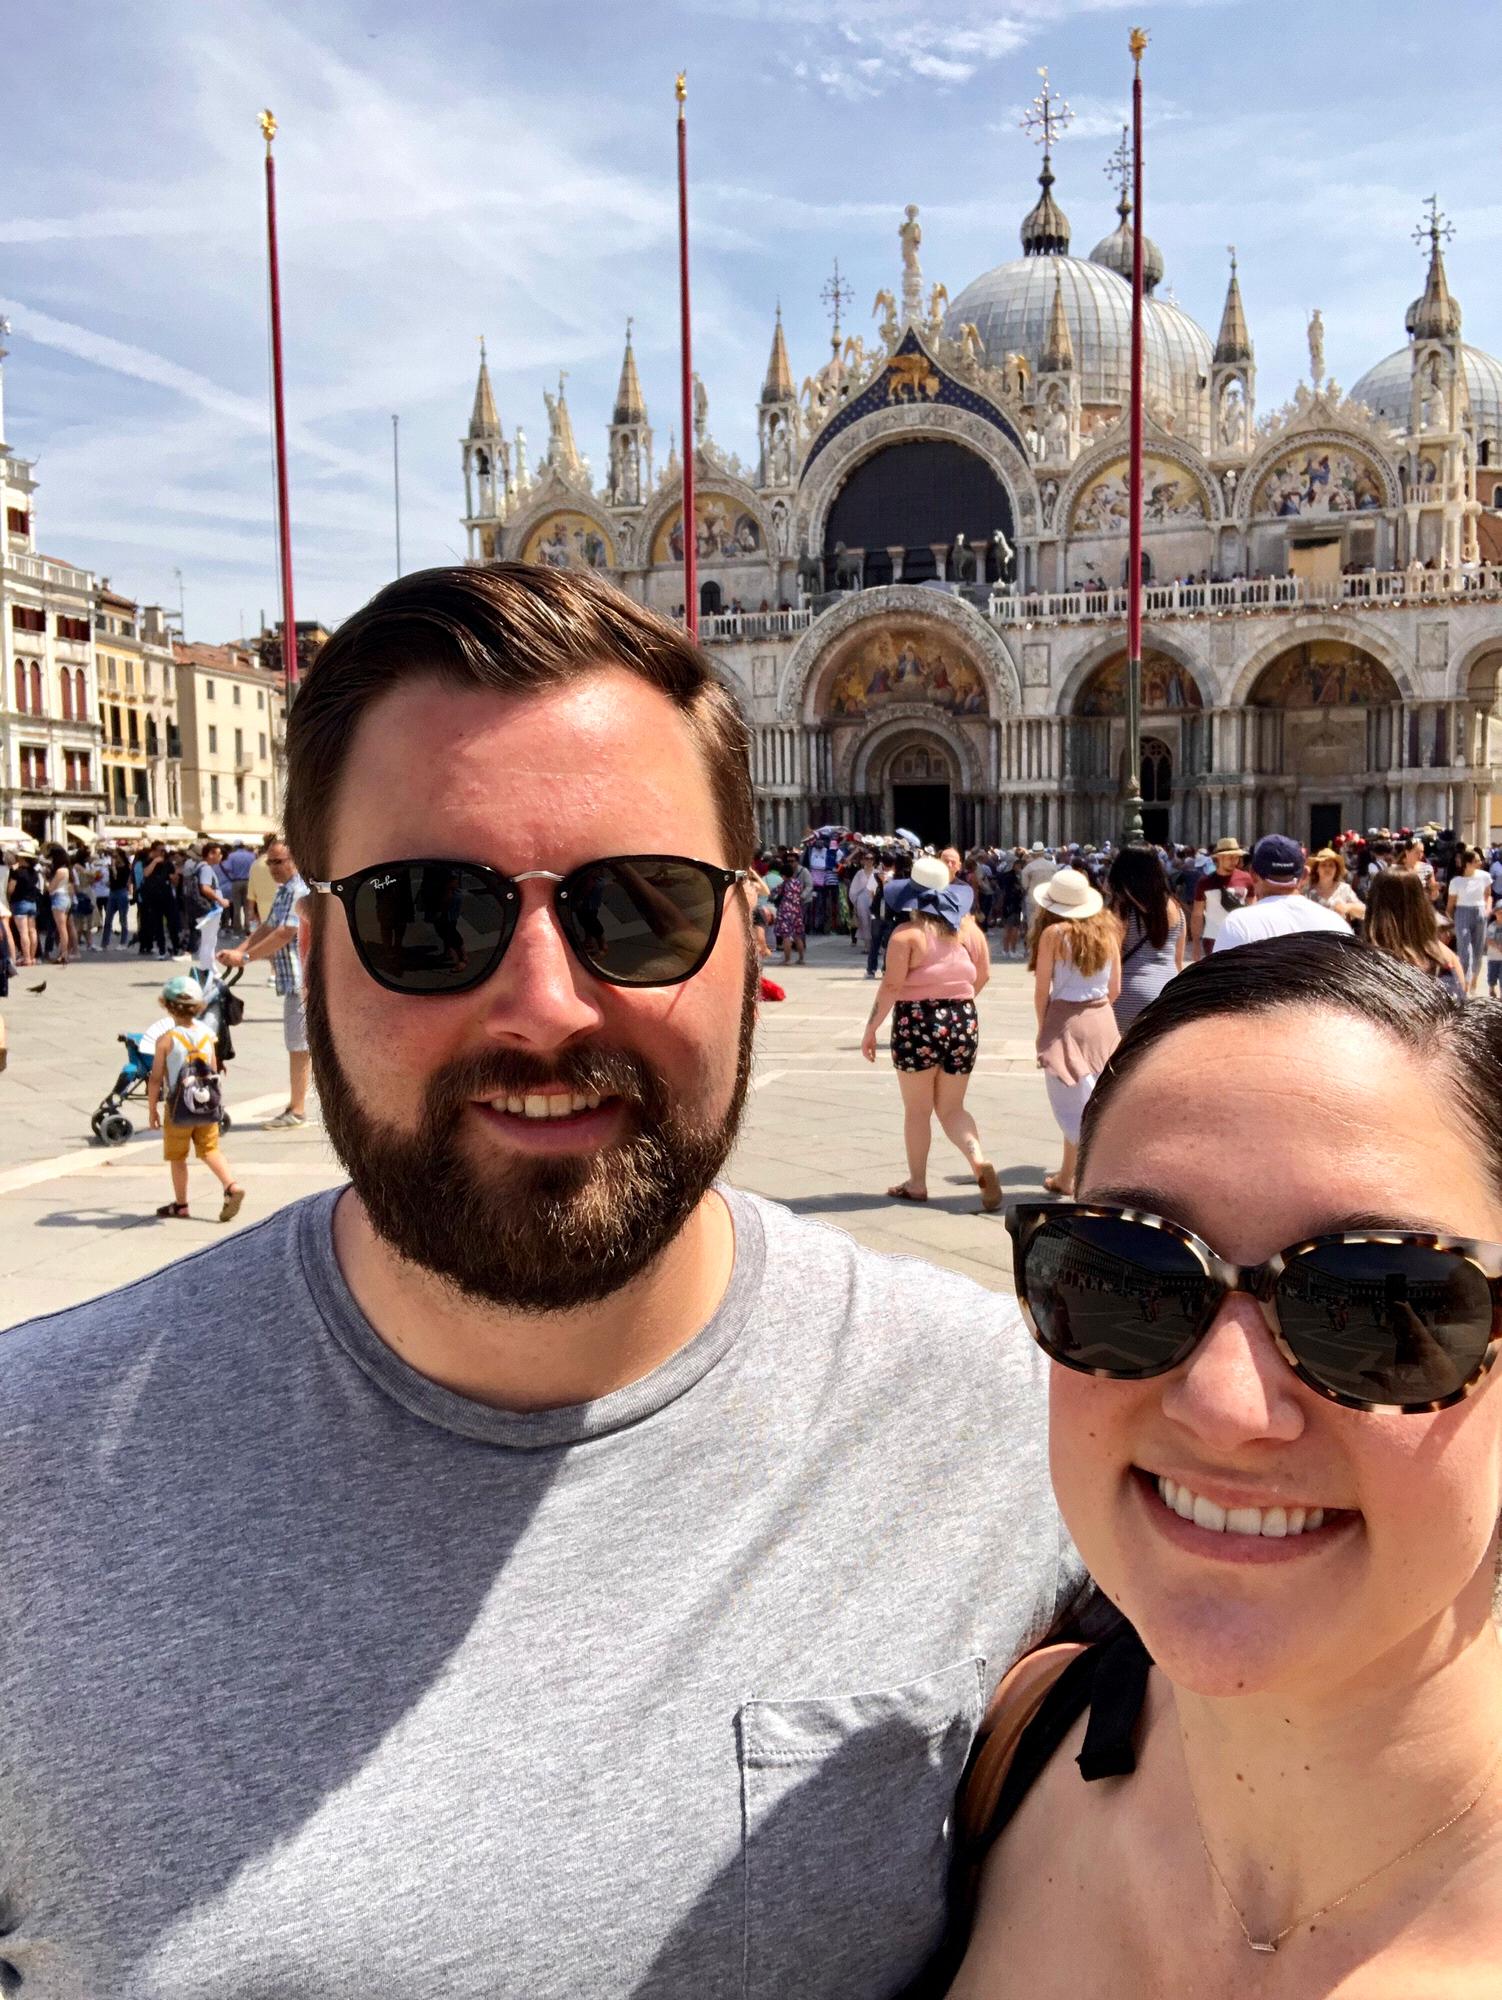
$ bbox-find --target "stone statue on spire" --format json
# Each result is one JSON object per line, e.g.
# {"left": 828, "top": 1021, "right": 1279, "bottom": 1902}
{"left": 899, "top": 205, "right": 923, "bottom": 324}
{"left": 1307, "top": 309, "right": 1325, "bottom": 389}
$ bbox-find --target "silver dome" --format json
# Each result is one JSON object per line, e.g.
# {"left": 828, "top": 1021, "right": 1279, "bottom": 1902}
{"left": 944, "top": 252, "right": 1213, "bottom": 448}
{"left": 1351, "top": 343, "right": 1502, "bottom": 441}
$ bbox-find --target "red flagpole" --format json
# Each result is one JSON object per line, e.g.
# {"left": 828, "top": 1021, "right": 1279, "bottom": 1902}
{"left": 676, "top": 73, "right": 698, "bottom": 636}
{"left": 260, "top": 110, "right": 299, "bottom": 694}
{"left": 1122, "top": 31, "right": 1147, "bottom": 843}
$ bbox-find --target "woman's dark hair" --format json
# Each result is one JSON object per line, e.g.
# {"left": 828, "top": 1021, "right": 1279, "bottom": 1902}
{"left": 1107, "top": 843, "right": 1173, "bottom": 950}
{"left": 46, "top": 845, "right": 67, "bottom": 870}
{"left": 1078, "top": 934, "right": 1502, "bottom": 1198}
{"left": 1364, "top": 866, "right": 1447, "bottom": 975}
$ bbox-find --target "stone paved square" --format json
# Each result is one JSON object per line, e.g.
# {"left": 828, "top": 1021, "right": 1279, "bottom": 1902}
{"left": 0, "top": 933, "right": 1050, "bottom": 1330}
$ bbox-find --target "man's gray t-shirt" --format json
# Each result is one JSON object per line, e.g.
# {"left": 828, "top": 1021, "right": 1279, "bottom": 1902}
{"left": 1, "top": 1185, "right": 1081, "bottom": 1998}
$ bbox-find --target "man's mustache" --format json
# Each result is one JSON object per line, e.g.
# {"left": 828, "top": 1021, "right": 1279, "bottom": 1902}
{"left": 429, "top": 1044, "right": 655, "bottom": 1112}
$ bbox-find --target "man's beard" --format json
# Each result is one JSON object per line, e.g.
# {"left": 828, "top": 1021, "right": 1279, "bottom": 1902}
{"left": 303, "top": 945, "right": 758, "bottom": 1314}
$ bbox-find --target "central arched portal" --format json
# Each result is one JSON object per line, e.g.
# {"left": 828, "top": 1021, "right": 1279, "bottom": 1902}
{"left": 883, "top": 737, "right": 957, "bottom": 847}
{"left": 823, "top": 438, "right": 1016, "bottom": 587}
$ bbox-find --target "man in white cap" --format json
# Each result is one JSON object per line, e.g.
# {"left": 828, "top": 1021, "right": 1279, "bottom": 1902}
{"left": 1020, "top": 841, "right": 1056, "bottom": 900}
{"left": 1215, "top": 834, "right": 1351, "bottom": 951}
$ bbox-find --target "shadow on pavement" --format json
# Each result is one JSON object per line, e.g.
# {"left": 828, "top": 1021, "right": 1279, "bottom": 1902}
{"left": 35, "top": 1208, "right": 180, "bottom": 1232}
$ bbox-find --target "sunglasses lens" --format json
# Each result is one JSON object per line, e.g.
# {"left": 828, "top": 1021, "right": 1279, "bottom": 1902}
{"left": 564, "top": 859, "right": 719, "bottom": 985}
{"left": 349, "top": 863, "right": 510, "bottom": 992}
{"left": 1021, "top": 1213, "right": 1210, "bottom": 1378}
{"left": 1276, "top": 1242, "right": 1494, "bottom": 1406}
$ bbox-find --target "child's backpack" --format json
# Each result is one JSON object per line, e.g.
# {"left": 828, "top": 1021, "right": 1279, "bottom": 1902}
{"left": 169, "top": 1029, "right": 223, "bottom": 1127}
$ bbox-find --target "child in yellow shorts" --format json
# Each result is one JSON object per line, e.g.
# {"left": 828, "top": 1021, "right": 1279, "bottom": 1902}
{"left": 147, "top": 975, "right": 246, "bottom": 1222}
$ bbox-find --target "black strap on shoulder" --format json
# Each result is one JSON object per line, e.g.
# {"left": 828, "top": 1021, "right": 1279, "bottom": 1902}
{"left": 1076, "top": 1625, "right": 1152, "bottom": 1780}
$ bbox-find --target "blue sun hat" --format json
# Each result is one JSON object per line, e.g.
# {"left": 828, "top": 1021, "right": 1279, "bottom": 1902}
{"left": 883, "top": 852, "right": 973, "bottom": 930}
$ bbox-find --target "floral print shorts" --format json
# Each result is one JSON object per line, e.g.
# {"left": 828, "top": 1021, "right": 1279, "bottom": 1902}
{"left": 890, "top": 998, "right": 979, "bottom": 1075}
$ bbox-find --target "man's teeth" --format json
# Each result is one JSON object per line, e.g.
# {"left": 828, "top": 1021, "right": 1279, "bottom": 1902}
{"left": 1156, "top": 1476, "right": 1326, "bottom": 1538}
{"left": 492, "top": 1092, "right": 605, "bottom": 1120}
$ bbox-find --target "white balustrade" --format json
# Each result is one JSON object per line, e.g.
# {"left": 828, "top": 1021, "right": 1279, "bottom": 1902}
{"left": 986, "top": 566, "right": 1502, "bottom": 626}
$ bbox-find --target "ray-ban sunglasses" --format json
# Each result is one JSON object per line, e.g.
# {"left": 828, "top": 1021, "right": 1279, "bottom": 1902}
{"left": 311, "top": 855, "right": 748, "bottom": 995}
{"left": 1006, "top": 1201, "right": 1502, "bottom": 1415}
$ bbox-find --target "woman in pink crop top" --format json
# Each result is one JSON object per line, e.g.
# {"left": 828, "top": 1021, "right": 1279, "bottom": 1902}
{"left": 860, "top": 854, "right": 1002, "bottom": 1211}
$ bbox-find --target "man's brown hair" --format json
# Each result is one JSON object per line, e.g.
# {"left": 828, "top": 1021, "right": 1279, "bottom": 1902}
{"left": 283, "top": 563, "right": 755, "bottom": 879}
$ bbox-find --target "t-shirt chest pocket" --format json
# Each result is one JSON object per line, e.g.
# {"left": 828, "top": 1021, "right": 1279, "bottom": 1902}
{"left": 736, "top": 1656, "right": 984, "bottom": 1998}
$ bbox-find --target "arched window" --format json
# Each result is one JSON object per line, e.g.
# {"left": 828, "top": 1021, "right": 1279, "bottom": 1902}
{"left": 59, "top": 669, "right": 73, "bottom": 720}
{"left": 13, "top": 659, "right": 24, "bottom": 713}
{"left": 74, "top": 668, "right": 87, "bottom": 718}
{"left": 29, "top": 661, "right": 41, "bottom": 714}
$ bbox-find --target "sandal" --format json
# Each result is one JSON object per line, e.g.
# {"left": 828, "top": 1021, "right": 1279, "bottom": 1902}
{"left": 1042, "top": 1173, "right": 1074, "bottom": 1197}
{"left": 156, "top": 1201, "right": 190, "bottom": 1219}
{"left": 887, "top": 1183, "right": 928, "bottom": 1202}
{"left": 219, "top": 1186, "right": 246, "bottom": 1224}
{"left": 976, "top": 1162, "right": 1003, "bottom": 1212}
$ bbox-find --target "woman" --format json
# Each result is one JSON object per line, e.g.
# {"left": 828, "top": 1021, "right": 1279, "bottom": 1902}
{"left": 999, "top": 853, "right": 1026, "bottom": 961}
{"left": 1030, "top": 867, "right": 1121, "bottom": 1196}
{"left": 1107, "top": 844, "right": 1185, "bottom": 1032}
{"left": 1365, "top": 866, "right": 1463, "bottom": 992}
{"left": 1447, "top": 847, "right": 1493, "bottom": 994}
{"left": 74, "top": 849, "right": 102, "bottom": 951}
{"left": 860, "top": 853, "right": 1001, "bottom": 1211}
{"left": 943, "top": 935, "right": 1502, "bottom": 1995}
{"left": 1305, "top": 846, "right": 1366, "bottom": 923}
{"left": 848, "top": 850, "right": 879, "bottom": 954}
{"left": 0, "top": 849, "right": 19, "bottom": 972}
{"left": 8, "top": 853, "right": 39, "bottom": 967}
{"left": 772, "top": 847, "right": 809, "bottom": 966}
{"left": 45, "top": 845, "right": 74, "bottom": 967}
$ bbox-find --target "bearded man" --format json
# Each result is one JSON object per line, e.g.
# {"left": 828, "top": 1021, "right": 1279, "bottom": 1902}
{"left": 1, "top": 563, "right": 1080, "bottom": 1997}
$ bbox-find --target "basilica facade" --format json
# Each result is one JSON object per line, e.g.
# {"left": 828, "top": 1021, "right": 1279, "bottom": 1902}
{"left": 459, "top": 145, "right": 1502, "bottom": 854}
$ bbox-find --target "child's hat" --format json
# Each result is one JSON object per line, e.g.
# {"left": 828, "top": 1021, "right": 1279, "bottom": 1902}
{"left": 160, "top": 975, "right": 203, "bottom": 1007}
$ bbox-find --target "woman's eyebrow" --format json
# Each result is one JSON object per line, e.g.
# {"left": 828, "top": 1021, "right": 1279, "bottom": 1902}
{"left": 1079, "top": 1190, "right": 1454, "bottom": 1240}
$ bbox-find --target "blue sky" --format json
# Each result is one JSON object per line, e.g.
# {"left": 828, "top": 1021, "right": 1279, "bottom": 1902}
{"left": 5, "top": 0, "right": 1500, "bottom": 641}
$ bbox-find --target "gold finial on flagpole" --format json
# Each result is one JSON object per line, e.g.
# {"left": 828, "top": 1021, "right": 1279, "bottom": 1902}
{"left": 1129, "top": 26, "right": 1148, "bottom": 64}
{"left": 258, "top": 108, "right": 277, "bottom": 149}
{"left": 675, "top": 70, "right": 687, "bottom": 114}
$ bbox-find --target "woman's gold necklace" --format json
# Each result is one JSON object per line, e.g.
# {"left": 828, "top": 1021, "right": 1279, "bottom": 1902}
{"left": 1187, "top": 1738, "right": 1502, "bottom": 1955}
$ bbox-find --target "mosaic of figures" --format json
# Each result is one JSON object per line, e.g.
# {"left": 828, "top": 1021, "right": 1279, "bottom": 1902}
{"left": 1071, "top": 456, "right": 1208, "bottom": 536}
{"left": 1252, "top": 448, "right": 1385, "bottom": 518}
{"left": 825, "top": 628, "right": 990, "bottom": 720}
{"left": 1250, "top": 642, "right": 1398, "bottom": 708}
{"left": 651, "top": 493, "right": 764, "bottom": 564}
{"left": 521, "top": 512, "right": 615, "bottom": 570}
{"left": 1076, "top": 652, "right": 1204, "bottom": 716}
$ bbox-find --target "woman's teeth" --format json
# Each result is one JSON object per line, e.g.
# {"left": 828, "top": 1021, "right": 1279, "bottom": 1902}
{"left": 492, "top": 1093, "right": 604, "bottom": 1120}
{"left": 1156, "top": 1475, "right": 1326, "bottom": 1539}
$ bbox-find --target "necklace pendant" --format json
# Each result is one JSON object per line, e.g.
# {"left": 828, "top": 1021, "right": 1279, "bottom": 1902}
{"left": 1249, "top": 1940, "right": 1278, "bottom": 1955}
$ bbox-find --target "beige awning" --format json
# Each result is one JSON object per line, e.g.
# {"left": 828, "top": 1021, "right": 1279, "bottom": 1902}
{"left": 64, "top": 822, "right": 95, "bottom": 842}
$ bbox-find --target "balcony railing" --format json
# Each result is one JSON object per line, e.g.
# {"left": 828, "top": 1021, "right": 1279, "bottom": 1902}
{"left": 5, "top": 552, "right": 93, "bottom": 593}
{"left": 987, "top": 566, "right": 1502, "bottom": 626}
{"left": 698, "top": 608, "right": 814, "bottom": 643}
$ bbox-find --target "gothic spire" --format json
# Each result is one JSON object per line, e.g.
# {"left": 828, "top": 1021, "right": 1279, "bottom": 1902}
{"left": 469, "top": 336, "right": 499, "bottom": 437}
{"left": 1041, "top": 267, "right": 1074, "bottom": 372}
{"left": 762, "top": 304, "right": 794, "bottom": 404}
{"left": 1214, "top": 248, "right": 1253, "bottom": 365}
{"left": 613, "top": 320, "right": 647, "bottom": 425}
{"left": 1407, "top": 196, "right": 1462, "bottom": 341}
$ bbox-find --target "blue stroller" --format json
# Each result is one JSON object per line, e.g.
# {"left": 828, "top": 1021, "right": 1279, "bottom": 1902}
{"left": 91, "top": 963, "right": 244, "bottom": 1146}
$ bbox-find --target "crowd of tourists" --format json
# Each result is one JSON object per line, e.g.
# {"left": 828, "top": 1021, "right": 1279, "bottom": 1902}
{"left": 0, "top": 834, "right": 282, "bottom": 990}
{"left": 9, "top": 560, "right": 1502, "bottom": 1993}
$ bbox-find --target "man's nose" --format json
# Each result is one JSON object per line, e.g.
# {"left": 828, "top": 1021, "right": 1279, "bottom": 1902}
{"left": 480, "top": 893, "right": 606, "bottom": 1048}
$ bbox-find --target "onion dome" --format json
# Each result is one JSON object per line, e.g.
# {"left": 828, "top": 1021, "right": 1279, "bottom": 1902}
{"left": 1352, "top": 344, "right": 1502, "bottom": 437}
{"left": 1088, "top": 191, "right": 1164, "bottom": 299}
{"left": 1020, "top": 155, "right": 1070, "bottom": 257}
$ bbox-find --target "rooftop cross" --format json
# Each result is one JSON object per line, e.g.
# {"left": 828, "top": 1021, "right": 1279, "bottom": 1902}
{"left": 1413, "top": 195, "right": 1455, "bottom": 256}
{"left": 1105, "top": 124, "right": 1132, "bottom": 206}
{"left": 821, "top": 257, "right": 854, "bottom": 345}
{"left": 1021, "top": 66, "right": 1072, "bottom": 155}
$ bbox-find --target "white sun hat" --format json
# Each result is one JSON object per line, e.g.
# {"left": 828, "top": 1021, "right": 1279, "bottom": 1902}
{"left": 1032, "top": 865, "right": 1104, "bottom": 920}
